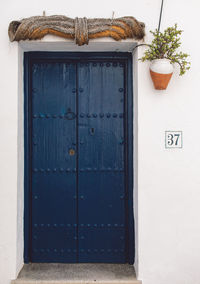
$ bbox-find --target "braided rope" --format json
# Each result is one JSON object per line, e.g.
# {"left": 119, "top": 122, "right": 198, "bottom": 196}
{"left": 8, "top": 15, "right": 145, "bottom": 45}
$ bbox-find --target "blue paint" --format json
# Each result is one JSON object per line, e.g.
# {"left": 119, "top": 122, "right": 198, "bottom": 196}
{"left": 24, "top": 52, "right": 134, "bottom": 263}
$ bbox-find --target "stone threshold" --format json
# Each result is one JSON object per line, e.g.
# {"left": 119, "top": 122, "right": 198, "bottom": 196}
{"left": 12, "top": 263, "right": 142, "bottom": 284}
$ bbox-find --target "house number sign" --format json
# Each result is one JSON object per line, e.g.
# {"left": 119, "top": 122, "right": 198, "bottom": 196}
{"left": 165, "top": 131, "right": 182, "bottom": 148}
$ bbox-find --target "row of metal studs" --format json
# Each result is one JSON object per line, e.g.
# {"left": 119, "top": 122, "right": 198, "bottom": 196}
{"left": 33, "top": 248, "right": 125, "bottom": 253}
{"left": 32, "top": 88, "right": 124, "bottom": 93}
{"left": 32, "top": 168, "right": 124, "bottom": 172}
{"left": 33, "top": 223, "right": 125, "bottom": 228}
{"left": 32, "top": 62, "right": 124, "bottom": 68}
{"left": 32, "top": 113, "right": 124, "bottom": 118}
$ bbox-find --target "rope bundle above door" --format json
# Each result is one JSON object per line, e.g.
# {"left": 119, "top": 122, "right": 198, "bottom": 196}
{"left": 8, "top": 15, "right": 145, "bottom": 45}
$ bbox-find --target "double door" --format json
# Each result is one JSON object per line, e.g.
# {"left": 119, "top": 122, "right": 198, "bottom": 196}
{"left": 27, "top": 53, "right": 133, "bottom": 263}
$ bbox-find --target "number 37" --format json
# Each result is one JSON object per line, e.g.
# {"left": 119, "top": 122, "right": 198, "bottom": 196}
{"left": 165, "top": 131, "right": 182, "bottom": 148}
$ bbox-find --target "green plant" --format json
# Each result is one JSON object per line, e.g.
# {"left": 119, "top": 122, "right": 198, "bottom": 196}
{"left": 140, "top": 24, "right": 191, "bottom": 75}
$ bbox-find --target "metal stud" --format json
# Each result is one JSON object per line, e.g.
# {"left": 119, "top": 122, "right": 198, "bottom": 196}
{"left": 113, "top": 113, "right": 117, "bottom": 118}
{"left": 79, "top": 88, "right": 84, "bottom": 93}
{"left": 106, "top": 113, "right": 111, "bottom": 118}
{"left": 87, "top": 114, "right": 91, "bottom": 118}
{"left": 80, "top": 113, "right": 84, "bottom": 118}
{"left": 92, "top": 113, "right": 97, "bottom": 118}
{"left": 119, "top": 113, "right": 124, "bottom": 118}
{"left": 106, "top": 63, "right": 110, "bottom": 67}
{"left": 119, "top": 88, "right": 124, "bottom": 92}
{"left": 113, "top": 62, "right": 118, "bottom": 67}
{"left": 93, "top": 63, "right": 97, "bottom": 67}
{"left": 33, "top": 114, "right": 37, "bottom": 118}
{"left": 72, "top": 88, "right": 76, "bottom": 93}
{"left": 100, "top": 63, "right": 104, "bottom": 67}
{"left": 100, "top": 113, "right": 104, "bottom": 118}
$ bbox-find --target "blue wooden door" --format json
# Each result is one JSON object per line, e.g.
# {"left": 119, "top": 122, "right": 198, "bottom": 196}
{"left": 27, "top": 53, "right": 133, "bottom": 263}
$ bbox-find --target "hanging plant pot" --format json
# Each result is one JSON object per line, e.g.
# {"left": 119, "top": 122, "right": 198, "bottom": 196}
{"left": 150, "top": 59, "right": 174, "bottom": 90}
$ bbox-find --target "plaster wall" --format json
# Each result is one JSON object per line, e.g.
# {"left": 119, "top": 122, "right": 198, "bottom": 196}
{"left": 0, "top": 1, "right": 200, "bottom": 284}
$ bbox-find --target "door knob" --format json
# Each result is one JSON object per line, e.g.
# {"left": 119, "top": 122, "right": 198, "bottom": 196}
{"left": 69, "top": 149, "right": 75, "bottom": 156}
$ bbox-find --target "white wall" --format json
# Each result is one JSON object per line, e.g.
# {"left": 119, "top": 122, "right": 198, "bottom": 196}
{"left": 0, "top": 1, "right": 200, "bottom": 284}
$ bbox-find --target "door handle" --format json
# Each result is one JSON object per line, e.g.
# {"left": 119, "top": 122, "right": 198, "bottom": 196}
{"left": 65, "top": 109, "right": 76, "bottom": 120}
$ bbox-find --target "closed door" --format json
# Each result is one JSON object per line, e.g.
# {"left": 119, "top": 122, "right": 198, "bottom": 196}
{"left": 26, "top": 53, "right": 133, "bottom": 263}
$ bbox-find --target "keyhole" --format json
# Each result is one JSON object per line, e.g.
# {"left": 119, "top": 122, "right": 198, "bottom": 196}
{"left": 90, "top": 128, "right": 95, "bottom": 135}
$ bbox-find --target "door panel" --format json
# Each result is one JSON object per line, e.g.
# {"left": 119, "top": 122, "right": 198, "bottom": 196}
{"left": 31, "top": 62, "right": 77, "bottom": 262}
{"left": 28, "top": 56, "right": 132, "bottom": 264}
{"left": 78, "top": 61, "right": 126, "bottom": 262}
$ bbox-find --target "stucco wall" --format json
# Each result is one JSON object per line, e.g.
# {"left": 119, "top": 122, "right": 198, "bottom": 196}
{"left": 0, "top": 1, "right": 200, "bottom": 284}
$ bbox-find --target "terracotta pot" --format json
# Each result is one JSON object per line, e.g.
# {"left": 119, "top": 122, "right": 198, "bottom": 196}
{"left": 150, "top": 59, "right": 173, "bottom": 90}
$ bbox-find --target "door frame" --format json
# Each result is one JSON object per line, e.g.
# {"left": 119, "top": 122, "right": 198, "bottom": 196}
{"left": 24, "top": 52, "right": 134, "bottom": 264}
